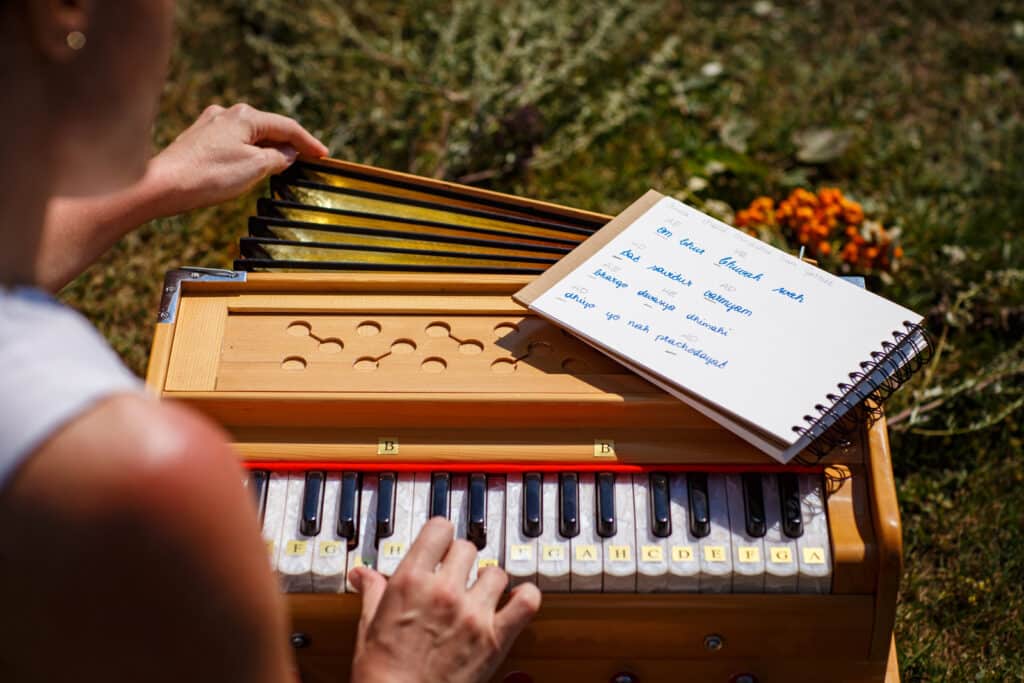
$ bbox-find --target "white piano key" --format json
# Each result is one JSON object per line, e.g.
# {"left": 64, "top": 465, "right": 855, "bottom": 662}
{"left": 603, "top": 474, "right": 637, "bottom": 592}
{"left": 666, "top": 474, "right": 700, "bottom": 592}
{"left": 698, "top": 474, "right": 733, "bottom": 593}
{"left": 345, "top": 474, "right": 379, "bottom": 592}
{"left": 409, "top": 472, "right": 432, "bottom": 545}
{"left": 449, "top": 475, "right": 477, "bottom": 586}
{"left": 570, "top": 473, "right": 603, "bottom": 592}
{"left": 725, "top": 474, "right": 765, "bottom": 593}
{"left": 761, "top": 474, "right": 799, "bottom": 593}
{"left": 633, "top": 474, "right": 669, "bottom": 593}
{"left": 312, "top": 473, "right": 347, "bottom": 593}
{"left": 504, "top": 475, "right": 537, "bottom": 588}
{"left": 261, "top": 473, "right": 288, "bottom": 572}
{"left": 797, "top": 474, "right": 832, "bottom": 594}
{"left": 277, "top": 473, "right": 317, "bottom": 592}
{"left": 376, "top": 473, "right": 415, "bottom": 577}
{"left": 476, "top": 476, "right": 506, "bottom": 575}
{"left": 536, "top": 473, "right": 571, "bottom": 592}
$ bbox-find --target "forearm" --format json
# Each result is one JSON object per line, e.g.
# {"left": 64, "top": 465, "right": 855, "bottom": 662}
{"left": 37, "top": 160, "right": 178, "bottom": 293}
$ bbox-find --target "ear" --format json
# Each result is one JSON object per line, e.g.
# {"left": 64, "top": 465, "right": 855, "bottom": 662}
{"left": 24, "top": 0, "right": 95, "bottom": 63}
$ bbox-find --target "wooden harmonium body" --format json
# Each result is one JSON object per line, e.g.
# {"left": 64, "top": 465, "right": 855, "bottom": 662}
{"left": 147, "top": 269, "right": 901, "bottom": 683}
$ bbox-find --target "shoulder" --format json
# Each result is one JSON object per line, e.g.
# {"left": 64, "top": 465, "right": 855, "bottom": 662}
{"left": 0, "top": 394, "right": 293, "bottom": 682}
{"left": 20, "top": 393, "right": 235, "bottom": 504}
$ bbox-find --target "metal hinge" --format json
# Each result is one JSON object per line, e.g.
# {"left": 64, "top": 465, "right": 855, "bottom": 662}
{"left": 157, "top": 267, "right": 245, "bottom": 323}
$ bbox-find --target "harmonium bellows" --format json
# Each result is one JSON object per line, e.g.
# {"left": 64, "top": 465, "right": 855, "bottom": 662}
{"left": 147, "top": 158, "right": 902, "bottom": 683}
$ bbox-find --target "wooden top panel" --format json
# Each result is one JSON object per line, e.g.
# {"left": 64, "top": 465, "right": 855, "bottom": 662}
{"left": 151, "top": 273, "right": 866, "bottom": 465}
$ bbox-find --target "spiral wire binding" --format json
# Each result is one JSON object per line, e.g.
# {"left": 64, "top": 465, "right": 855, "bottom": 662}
{"left": 791, "top": 321, "right": 934, "bottom": 465}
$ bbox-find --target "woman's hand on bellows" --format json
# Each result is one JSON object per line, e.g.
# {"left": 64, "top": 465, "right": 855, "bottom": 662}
{"left": 149, "top": 103, "right": 328, "bottom": 215}
{"left": 348, "top": 517, "right": 542, "bottom": 683}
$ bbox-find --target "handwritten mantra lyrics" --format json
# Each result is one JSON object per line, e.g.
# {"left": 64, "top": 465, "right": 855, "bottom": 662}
{"left": 556, "top": 218, "right": 811, "bottom": 372}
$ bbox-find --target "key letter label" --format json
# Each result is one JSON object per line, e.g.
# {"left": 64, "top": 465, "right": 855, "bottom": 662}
{"left": 285, "top": 540, "right": 308, "bottom": 556}
{"left": 672, "top": 545, "right": 694, "bottom": 562}
{"left": 608, "top": 545, "right": 631, "bottom": 562}
{"left": 377, "top": 437, "right": 399, "bottom": 455}
{"left": 593, "top": 439, "right": 616, "bottom": 457}
{"left": 704, "top": 545, "right": 726, "bottom": 562}
{"left": 382, "top": 542, "right": 406, "bottom": 558}
{"left": 803, "top": 547, "right": 826, "bottom": 564}
{"left": 575, "top": 544, "right": 598, "bottom": 561}
{"left": 738, "top": 546, "right": 760, "bottom": 563}
{"left": 641, "top": 545, "right": 664, "bottom": 563}
{"left": 770, "top": 547, "right": 793, "bottom": 563}
{"left": 510, "top": 544, "right": 532, "bottom": 561}
{"left": 542, "top": 545, "right": 565, "bottom": 561}
{"left": 319, "top": 540, "right": 343, "bottom": 557}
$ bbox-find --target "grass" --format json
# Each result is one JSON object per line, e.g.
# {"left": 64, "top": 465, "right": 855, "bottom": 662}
{"left": 61, "top": 1, "right": 1024, "bottom": 679}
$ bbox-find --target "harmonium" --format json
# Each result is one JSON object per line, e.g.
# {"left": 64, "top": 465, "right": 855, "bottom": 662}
{"left": 145, "top": 158, "right": 902, "bottom": 683}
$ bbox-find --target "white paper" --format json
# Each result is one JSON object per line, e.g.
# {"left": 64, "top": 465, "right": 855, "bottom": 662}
{"left": 529, "top": 196, "right": 922, "bottom": 459}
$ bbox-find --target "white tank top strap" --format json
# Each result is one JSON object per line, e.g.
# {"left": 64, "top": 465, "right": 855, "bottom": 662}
{"left": 0, "top": 286, "right": 142, "bottom": 491}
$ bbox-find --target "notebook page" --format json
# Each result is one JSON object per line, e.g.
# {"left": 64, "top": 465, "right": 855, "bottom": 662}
{"left": 526, "top": 195, "right": 922, "bottom": 452}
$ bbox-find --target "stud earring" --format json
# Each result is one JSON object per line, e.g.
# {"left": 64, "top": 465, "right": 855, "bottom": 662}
{"left": 66, "top": 31, "right": 87, "bottom": 51}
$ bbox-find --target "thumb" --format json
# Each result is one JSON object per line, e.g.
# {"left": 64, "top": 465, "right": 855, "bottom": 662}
{"left": 259, "top": 143, "right": 299, "bottom": 175}
{"left": 493, "top": 582, "right": 541, "bottom": 653}
{"left": 350, "top": 566, "right": 388, "bottom": 642}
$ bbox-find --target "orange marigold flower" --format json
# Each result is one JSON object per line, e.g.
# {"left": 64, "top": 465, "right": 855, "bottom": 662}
{"left": 841, "top": 200, "right": 864, "bottom": 225}
{"left": 894, "top": 246, "right": 904, "bottom": 259}
{"left": 818, "top": 188, "right": 842, "bottom": 205}
{"left": 817, "top": 241, "right": 832, "bottom": 256}
{"left": 841, "top": 242, "right": 859, "bottom": 263}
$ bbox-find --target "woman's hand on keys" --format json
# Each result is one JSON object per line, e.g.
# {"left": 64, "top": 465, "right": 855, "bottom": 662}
{"left": 348, "top": 517, "right": 542, "bottom": 683}
{"left": 147, "top": 103, "right": 328, "bottom": 215}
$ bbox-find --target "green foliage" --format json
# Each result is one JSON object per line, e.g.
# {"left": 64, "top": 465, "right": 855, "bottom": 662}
{"left": 61, "top": 0, "right": 1024, "bottom": 679}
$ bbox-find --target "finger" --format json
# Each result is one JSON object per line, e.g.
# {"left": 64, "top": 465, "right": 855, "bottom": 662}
{"left": 349, "top": 566, "right": 388, "bottom": 643}
{"left": 395, "top": 516, "right": 454, "bottom": 575}
{"left": 235, "top": 106, "right": 329, "bottom": 157}
{"left": 197, "top": 104, "right": 226, "bottom": 124}
{"left": 259, "top": 144, "right": 299, "bottom": 175}
{"left": 493, "top": 582, "right": 541, "bottom": 650}
{"left": 437, "top": 538, "right": 477, "bottom": 586}
{"left": 467, "top": 565, "right": 508, "bottom": 611}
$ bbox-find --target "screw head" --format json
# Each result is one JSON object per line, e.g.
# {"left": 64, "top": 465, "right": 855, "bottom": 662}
{"left": 289, "top": 632, "right": 310, "bottom": 649}
{"left": 158, "top": 311, "right": 170, "bottom": 320}
{"left": 703, "top": 633, "right": 724, "bottom": 651}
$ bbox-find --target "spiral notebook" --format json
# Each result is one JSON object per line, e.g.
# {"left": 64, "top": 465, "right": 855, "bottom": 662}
{"left": 515, "top": 191, "right": 931, "bottom": 463}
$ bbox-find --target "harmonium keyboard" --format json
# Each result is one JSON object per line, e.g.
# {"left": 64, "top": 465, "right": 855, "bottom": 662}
{"left": 146, "top": 158, "right": 901, "bottom": 682}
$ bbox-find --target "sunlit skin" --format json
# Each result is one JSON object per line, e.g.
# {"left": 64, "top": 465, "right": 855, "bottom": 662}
{"left": 0, "top": 1, "right": 539, "bottom": 682}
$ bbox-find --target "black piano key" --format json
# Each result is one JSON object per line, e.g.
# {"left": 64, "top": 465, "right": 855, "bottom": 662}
{"left": 649, "top": 472, "right": 672, "bottom": 538}
{"left": 337, "top": 472, "right": 360, "bottom": 549}
{"left": 687, "top": 472, "right": 711, "bottom": 538}
{"left": 430, "top": 472, "right": 451, "bottom": 519}
{"left": 559, "top": 473, "right": 580, "bottom": 538}
{"left": 468, "top": 473, "right": 487, "bottom": 550}
{"left": 596, "top": 472, "right": 616, "bottom": 538}
{"left": 779, "top": 473, "right": 803, "bottom": 538}
{"left": 522, "top": 472, "right": 543, "bottom": 538}
{"left": 251, "top": 470, "right": 269, "bottom": 524}
{"left": 375, "top": 473, "right": 397, "bottom": 546}
{"left": 300, "top": 471, "right": 326, "bottom": 536}
{"left": 742, "top": 473, "right": 767, "bottom": 538}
